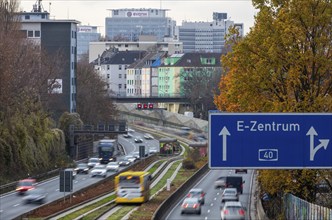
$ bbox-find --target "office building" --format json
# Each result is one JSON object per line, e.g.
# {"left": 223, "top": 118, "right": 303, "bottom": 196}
{"left": 18, "top": 1, "right": 79, "bottom": 119}
{"left": 178, "top": 12, "right": 243, "bottom": 53}
{"left": 105, "top": 8, "right": 176, "bottom": 42}
{"left": 77, "top": 25, "right": 101, "bottom": 61}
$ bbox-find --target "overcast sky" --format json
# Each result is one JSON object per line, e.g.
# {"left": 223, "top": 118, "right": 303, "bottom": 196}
{"left": 20, "top": 0, "right": 258, "bottom": 36}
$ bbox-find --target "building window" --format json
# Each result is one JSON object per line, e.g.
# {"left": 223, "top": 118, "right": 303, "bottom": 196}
{"left": 25, "top": 15, "right": 30, "bottom": 20}
{"left": 34, "top": 30, "right": 40, "bottom": 37}
{"left": 119, "top": 74, "right": 122, "bottom": 78}
{"left": 27, "top": 30, "right": 33, "bottom": 38}
{"left": 124, "top": 74, "right": 127, "bottom": 79}
{"left": 118, "top": 84, "right": 122, "bottom": 89}
{"left": 107, "top": 74, "right": 110, "bottom": 79}
{"left": 41, "top": 14, "right": 45, "bottom": 19}
{"left": 107, "top": 84, "right": 110, "bottom": 89}
{"left": 119, "top": 65, "right": 122, "bottom": 70}
{"left": 107, "top": 65, "right": 110, "bottom": 70}
{"left": 124, "top": 84, "right": 127, "bottom": 89}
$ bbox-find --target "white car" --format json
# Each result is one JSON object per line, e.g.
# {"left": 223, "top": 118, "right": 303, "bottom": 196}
{"left": 221, "top": 201, "right": 246, "bottom": 220}
{"left": 125, "top": 155, "right": 137, "bottom": 163}
{"left": 143, "top": 133, "right": 154, "bottom": 140}
{"left": 87, "top": 157, "right": 100, "bottom": 169}
{"left": 106, "top": 162, "right": 120, "bottom": 172}
{"left": 90, "top": 164, "right": 107, "bottom": 178}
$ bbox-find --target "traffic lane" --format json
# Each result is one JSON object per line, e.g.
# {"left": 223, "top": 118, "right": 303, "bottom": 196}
{"left": 166, "top": 169, "right": 253, "bottom": 220}
{"left": 0, "top": 170, "right": 113, "bottom": 220}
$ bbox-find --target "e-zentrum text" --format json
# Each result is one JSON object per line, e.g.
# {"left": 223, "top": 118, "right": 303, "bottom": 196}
{"left": 237, "top": 121, "right": 300, "bottom": 132}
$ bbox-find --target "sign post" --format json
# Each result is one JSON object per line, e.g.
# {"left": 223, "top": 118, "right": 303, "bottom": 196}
{"left": 209, "top": 113, "right": 332, "bottom": 169}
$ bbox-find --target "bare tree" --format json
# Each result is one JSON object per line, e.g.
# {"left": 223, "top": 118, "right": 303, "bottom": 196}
{"left": 180, "top": 68, "right": 222, "bottom": 119}
{"left": 76, "top": 55, "right": 118, "bottom": 124}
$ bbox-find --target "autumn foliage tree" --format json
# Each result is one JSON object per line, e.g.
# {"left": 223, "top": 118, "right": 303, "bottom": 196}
{"left": 214, "top": 0, "right": 332, "bottom": 206}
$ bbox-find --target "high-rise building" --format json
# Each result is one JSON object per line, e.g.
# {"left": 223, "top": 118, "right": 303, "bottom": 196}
{"left": 18, "top": 1, "right": 79, "bottom": 119}
{"left": 77, "top": 25, "right": 101, "bottom": 61}
{"left": 105, "top": 8, "right": 176, "bottom": 42}
{"left": 178, "top": 12, "right": 243, "bottom": 53}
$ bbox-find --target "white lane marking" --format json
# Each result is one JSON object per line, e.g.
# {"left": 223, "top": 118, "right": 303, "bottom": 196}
{"left": 210, "top": 203, "right": 213, "bottom": 206}
{"left": 0, "top": 210, "right": 3, "bottom": 213}
{"left": 55, "top": 189, "right": 59, "bottom": 191}
{"left": 217, "top": 192, "right": 220, "bottom": 195}
{"left": 13, "top": 204, "right": 20, "bottom": 207}
{"left": 205, "top": 217, "right": 208, "bottom": 220}
{"left": 214, "top": 197, "right": 217, "bottom": 200}
{"left": 207, "top": 209, "right": 211, "bottom": 213}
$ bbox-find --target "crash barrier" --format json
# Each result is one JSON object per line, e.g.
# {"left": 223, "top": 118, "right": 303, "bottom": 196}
{"left": 152, "top": 163, "right": 209, "bottom": 220}
{"left": 284, "top": 193, "right": 332, "bottom": 220}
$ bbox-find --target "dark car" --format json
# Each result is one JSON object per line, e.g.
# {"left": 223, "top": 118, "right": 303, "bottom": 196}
{"left": 134, "top": 137, "right": 143, "bottom": 143}
{"left": 16, "top": 179, "right": 36, "bottom": 195}
{"left": 187, "top": 188, "right": 205, "bottom": 205}
{"left": 22, "top": 188, "right": 47, "bottom": 204}
{"left": 235, "top": 169, "right": 248, "bottom": 174}
{"left": 75, "top": 163, "right": 89, "bottom": 174}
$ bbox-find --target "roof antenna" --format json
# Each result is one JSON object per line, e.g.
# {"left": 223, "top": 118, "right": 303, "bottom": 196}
{"left": 32, "top": 0, "right": 44, "bottom": 12}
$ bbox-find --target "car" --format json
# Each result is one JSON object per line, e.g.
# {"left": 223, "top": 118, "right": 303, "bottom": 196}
{"left": 22, "top": 188, "right": 47, "bottom": 204}
{"left": 215, "top": 176, "right": 226, "bottom": 189}
{"left": 143, "top": 133, "right": 154, "bottom": 140}
{"left": 123, "top": 133, "right": 133, "bottom": 138}
{"left": 235, "top": 169, "right": 248, "bottom": 174}
{"left": 118, "top": 158, "right": 131, "bottom": 166}
{"left": 87, "top": 157, "right": 100, "bottom": 169}
{"left": 64, "top": 168, "right": 77, "bottom": 179}
{"left": 149, "top": 148, "right": 158, "bottom": 154}
{"left": 106, "top": 162, "right": 120, "bottom": 172}
{"left": 125, "top": 155, "right": 137, "bottom": 163}
{"left": 129, "top": 151, "right": 141, "bottom": 160}
{"left": 16, "top": 179, "right": 36, "bottom": 195}
{"left": 74, "top": 163, "right": 89, "bottom": 174}
{"left": 90, "top": 164, "right": 107, "bottom": 178}
{"left": 181, "top": 198, "right": 201, "bottom": 215}
{"left": 221, "top": 188, "right": 239, "bottom": 203}
{"left": 220, "top": 201, "right": 246, "bottom": 220}
{"left": 134, "top": 137, "right": 143, "bottom": 143}
{"left": 186, "top": 188, "right": 205, "bottom": 205}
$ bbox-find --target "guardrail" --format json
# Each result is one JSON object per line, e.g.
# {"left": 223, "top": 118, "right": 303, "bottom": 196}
{"left": 152, "top": 163, "right": 209, "bottom": 220}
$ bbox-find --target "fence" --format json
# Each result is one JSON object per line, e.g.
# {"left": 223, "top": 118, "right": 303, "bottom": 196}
{"left": 284, "top": 193, "right": 332, "bottom": 220}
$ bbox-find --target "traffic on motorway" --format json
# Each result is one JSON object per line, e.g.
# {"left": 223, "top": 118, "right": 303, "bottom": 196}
{"left": 166, "top": 169, "right": 253, "bottom": 220}
{"left": 0, "top": 129, "right": 159, "bottom": 220}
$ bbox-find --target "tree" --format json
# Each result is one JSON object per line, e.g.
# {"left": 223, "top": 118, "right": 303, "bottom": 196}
{"left": 180, "top": 68, "right": 222, "bottom": 119}
{"left": 0, "top": 0, "right": 68, "bottom": 182}
{"left": 76, "top": 55, "right": 118, "bottom": 124}
{"left": 214, "top": 0, "right": 332, "bottom": 206}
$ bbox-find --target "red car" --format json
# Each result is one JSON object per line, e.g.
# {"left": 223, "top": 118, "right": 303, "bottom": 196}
{"left": 16, "top": 179, "right": 36, "bottom": 195}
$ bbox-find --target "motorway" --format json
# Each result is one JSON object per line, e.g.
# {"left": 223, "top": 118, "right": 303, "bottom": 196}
{"left": 0, "top": 129, "right": 159, "bottom": 220}
{"left": 166, "top": 169, "right": 253, "bottom": 220}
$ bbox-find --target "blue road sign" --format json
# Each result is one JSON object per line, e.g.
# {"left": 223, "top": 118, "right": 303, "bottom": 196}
{"left": 209, "top": 113, "right": 332, "bottom": 169}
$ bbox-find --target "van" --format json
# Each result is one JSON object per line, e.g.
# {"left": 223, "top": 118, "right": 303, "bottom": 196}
{"left": 225, "top": 176, "right": 245, "bottom": 194}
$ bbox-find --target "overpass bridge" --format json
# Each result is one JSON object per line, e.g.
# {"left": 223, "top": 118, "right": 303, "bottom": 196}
{"left": 109, "top": 94, "right": 190, "bottom": 103}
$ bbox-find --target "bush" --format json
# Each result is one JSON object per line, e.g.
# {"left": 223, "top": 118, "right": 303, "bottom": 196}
{"left": 182, "top": 158, "right": 196, "bottom": 170}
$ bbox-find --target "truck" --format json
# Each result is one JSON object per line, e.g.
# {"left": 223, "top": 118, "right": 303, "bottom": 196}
{"left": 225, "top": 176, "right": 245, "bottom": 194}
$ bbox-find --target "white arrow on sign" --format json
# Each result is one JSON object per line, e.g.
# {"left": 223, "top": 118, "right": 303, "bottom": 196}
{"left": 219, "top": 126, "right": 230, "bottom": 161}
{"left": 306, "top": 126, "right": 330, "bottom": 161}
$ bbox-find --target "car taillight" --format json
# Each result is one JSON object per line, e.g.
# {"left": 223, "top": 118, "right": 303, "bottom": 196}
{"left": 187, "top": 194, "right": 190, "bottom": 197}
{"left": 182, "top": 203, "right": 188, "bottom": 208}
{"left": 239, "top": 209, "right": 245, "bottom": 215}
{"left": 224, "top": 209, "right": 229, "bottom": 215}
{"left": 193, "top": 203, "right": 198, "bottom": 208}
